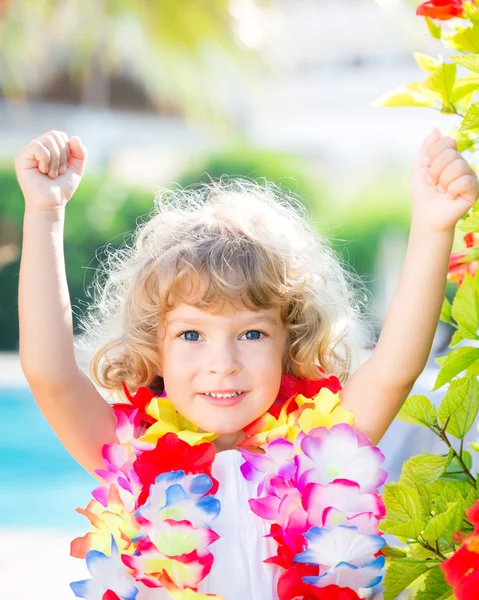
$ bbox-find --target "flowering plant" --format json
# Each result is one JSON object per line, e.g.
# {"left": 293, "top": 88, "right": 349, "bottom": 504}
{"left": 373, "top": 1, "right": 479, "bottom": 597}
{"left": 68, "top": 373, "right": 389, "bottom": 600}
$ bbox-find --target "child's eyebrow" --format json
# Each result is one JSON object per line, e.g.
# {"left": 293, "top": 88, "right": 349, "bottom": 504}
{"left": 166, "top": 315, "right": 279, "bottom": 328}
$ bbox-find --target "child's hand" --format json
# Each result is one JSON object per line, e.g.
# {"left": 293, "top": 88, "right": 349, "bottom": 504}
{"left": 409, "top": 128, "right": 479, "bottom": 232}
{"left": 14, "top": 130, "right": 87, "bottom": 212}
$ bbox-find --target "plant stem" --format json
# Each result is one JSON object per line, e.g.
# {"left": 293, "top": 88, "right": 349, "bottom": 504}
{"left": 434, "top": 420, "right": 476, "bottom": 486}
{"left": 419, "top": 537, "right": 447, "bottom": 561}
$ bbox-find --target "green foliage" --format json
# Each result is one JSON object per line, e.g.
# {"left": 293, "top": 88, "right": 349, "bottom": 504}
{"left": 415, "top": 567, "right": 453, "bottom": 600}
{"left": 397, "top": 395, "right": 438, "bottom": 429}
{"left": 0, "top": 167, "right": 154, "bottom": 350}
{"left": 437, "top": 376, "right": 479, "bottom": 438}
{"left": 382, "top": 560, "right": 429, "bottom": 600}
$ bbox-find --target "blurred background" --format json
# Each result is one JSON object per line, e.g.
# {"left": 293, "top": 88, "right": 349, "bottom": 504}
{"left": 0, "top": 0, "right": 475, "bottom": 598}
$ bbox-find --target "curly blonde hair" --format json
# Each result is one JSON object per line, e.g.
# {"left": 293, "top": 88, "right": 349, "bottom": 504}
{"left": 76, "top": 177, "right": 375, "bottom": 401}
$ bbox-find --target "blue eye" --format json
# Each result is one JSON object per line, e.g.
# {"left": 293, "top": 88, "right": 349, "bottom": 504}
{"left": 181, "top": 331, "right": 200, "bottom": 342}
{"left": 178, "top": 330, "right": 267, "bottom": 343}
{"left": 244, "top": 330, "right": 262, "bottom": 341}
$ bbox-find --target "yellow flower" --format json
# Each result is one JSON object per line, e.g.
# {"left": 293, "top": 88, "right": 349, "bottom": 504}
{"left": 139, "top": 397, "right": 219, "bottom": 446}
{"left": 71, "top": 485, "right": 140, "bottom": 558}
{"left": 298, "top": 387, "right": 354, "bottom": 434}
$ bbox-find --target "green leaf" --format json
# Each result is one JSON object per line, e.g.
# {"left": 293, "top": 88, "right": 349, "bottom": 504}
{"left": 433, "top": 478, "right": 469, "bottom": 513}
{"left": 467, "top": 358, "right": 479, "bottom": 377}
{"left": 451, "top": 54, "right": 479, "bottom": 76}
{"left": 459, "top": 101, "right": 479, "bottom": 132}
{"left": 432, "top": 347, "right": 479, "bottom": 390}
{"left": 465, "top": 486, "right": 479, "bottom": 511}
{"left": 457, "top": 211, "right": 479, "bottom": 232}
{"left": 383, "top": 560, "right": 429, "bottom": 600}
{"left": 384, "top": 482, "right": 424, "bottom": 522}
{"left": 425, "top": 17, "right": 442, "bottom": 40}
{"left": 440, "top": 296, "right": 452, "bottom": 324}
{"left": 437, "top": 375, "right": 479, "bottom": 438}
{"left": 415, "top": 566, "right": 453, "bottom": 600}
{"left": 397, "top": 395, "right": 438, "bottom": 428}
{"left": 415, "top": 482, "right": 434, "bottom": 518}
{"left": 371, "top": 82, "right": 440, "bottom": 109}
{"left": 450, "top": 328, "right": 468, "bottom": 347}
{"left": 451, "top": 270, "right": 479, "bottom": 340}
{"left": 431, "top": 479, "right": 474, "bottom": 500}
{"left": 380, "top": 518, "right": 425, "bottom": 539}
{"left": 446, "top": 23, "right": 479, "bottom": 53}
{"left": 410, "top": 543, "right": 439, "bottom": 560}
{"left": 414, "top": 52, "right": 441, "bottom": 73}
{"left": 382, "top": 544, "right": 408, "bottom": 558}
{"left": 422, "top": 498, "right": 464, "bottom": 544}
{"left": 451, "top": 76, "right": 479, "bottom": 104}
{"left": 423, "top": 63, "right": 457, "bottom": 104}
{"left": 400, "top": 454, "right": 448, "bottom": 488}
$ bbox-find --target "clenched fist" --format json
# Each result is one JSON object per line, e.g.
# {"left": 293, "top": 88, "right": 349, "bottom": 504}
{"left": 14, "top": 130, "right": 87, "bottom": 212}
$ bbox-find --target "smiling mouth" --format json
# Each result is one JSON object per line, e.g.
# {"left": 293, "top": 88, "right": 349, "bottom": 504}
{"left": 200, "top": 392, "right": 246, "bottom": 406}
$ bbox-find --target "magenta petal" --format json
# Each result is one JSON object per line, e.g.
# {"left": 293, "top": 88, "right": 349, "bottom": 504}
{"left": 104, "top": 443, "right": 130, "bottom": 469}
{"left": 240, "top": 461, "right": 261, "bottom": 482}
{"left": 266, "top": 438, "right": 294, "bottom": 462}
{"left": 249, "top": 496, "right": 281, "bottom": 519}
{"left": 91, "top": 485, "right": 109, "bottom": 507}
{"left": 241, "top": 449, "right": 272, "bottom": 473}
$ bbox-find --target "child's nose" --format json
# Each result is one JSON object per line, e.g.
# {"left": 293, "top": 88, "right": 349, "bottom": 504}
{"left": 207, "top": 345, "right": 241, "bottom": 375}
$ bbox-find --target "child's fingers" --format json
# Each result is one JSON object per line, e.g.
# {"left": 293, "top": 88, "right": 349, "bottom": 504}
{"left": 427, "top": 148, "right": 461, "bottom": 185}
{"left": 48, "top": 130, "right": 68, "bottom": 176}
{"left": 67, "top": 135, "right": 88, "bottom": 176}
{"left": 446, "top": 173, "right": 479, "bottom": 203}
{"left": 426, "top": 135, "right": 457, "bottom": 165}
{"left": 41, "top": 133, "right": 61, "bottom": 178}
{"left": 57, "top": 131, "right": 71, "bottom": 174}
{"left": 417, "top": 128, "right": 442, "bottom": 166}
{"left": 31, "top": 140, "right": 51, "bottom": 174}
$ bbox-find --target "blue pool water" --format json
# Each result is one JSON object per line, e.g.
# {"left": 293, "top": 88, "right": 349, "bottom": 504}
{"left": 0, "top": 386, "right": 98, "bottom": 531}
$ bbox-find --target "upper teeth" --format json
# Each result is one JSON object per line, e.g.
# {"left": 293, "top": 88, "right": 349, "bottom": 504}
{"left": 204, "top": 391, "right": 242, "bottom": 398}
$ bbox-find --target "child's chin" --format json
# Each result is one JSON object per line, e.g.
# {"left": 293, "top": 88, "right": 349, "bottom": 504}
{"left": 198, "top": 416, "right": 250, "bottom": 436}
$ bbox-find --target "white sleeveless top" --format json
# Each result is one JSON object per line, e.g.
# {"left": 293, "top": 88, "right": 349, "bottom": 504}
{"left": 136, "top": 449, "right": 282, "bottom": 600}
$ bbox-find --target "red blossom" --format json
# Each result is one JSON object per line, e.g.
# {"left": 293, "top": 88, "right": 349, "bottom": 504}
{"left": 447, "top": 233, "right": 479, "bottom": 287}
{"left": 264, "top": 523, "right": 306, "bottom": 569}
{"left": 102, "top": 591, "right": 121, "bottom": 600}
{"left": 441, "top": 543, "right": 479, "bottom": 598}
{"left": 111, "top": 382, "right": 158, "bottom": 429}
{"left": 416, "top": 0, "right": 468, "bottom": 20}
{"left": 133, "top": 432, "right": 218, "bottom": 506}
{"left": 268, "top": 367, "right": 343, "bottom": 419}
{"left": 277, "top": 563, "right": 360, "bottom": 600}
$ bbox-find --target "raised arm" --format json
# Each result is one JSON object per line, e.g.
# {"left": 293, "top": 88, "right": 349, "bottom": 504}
{"left": 339, "top": 128, "right": 479, "bottom": 444}
{"left": 16, "top": 130, "right": 117, "bottom": 481}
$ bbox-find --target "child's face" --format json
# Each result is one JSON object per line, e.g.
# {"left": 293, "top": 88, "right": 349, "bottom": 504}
{"left": 156, "top": 300, "right": 287, "bottom": 444}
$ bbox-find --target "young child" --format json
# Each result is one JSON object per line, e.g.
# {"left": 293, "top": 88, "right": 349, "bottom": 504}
{"left": 15, "top": 128, "right": 479, "bottom": 600}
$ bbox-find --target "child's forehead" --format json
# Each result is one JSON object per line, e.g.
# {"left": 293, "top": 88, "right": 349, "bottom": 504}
{"left": 165, "top": 302, "right": 281, "bottom": 326}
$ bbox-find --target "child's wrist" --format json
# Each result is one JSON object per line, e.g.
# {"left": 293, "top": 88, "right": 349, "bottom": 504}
{"left": 410, "top": 215, "right": 456, "bottom": 237}
{"left": 24, "top": 205, "right": 66, "bottom": 224}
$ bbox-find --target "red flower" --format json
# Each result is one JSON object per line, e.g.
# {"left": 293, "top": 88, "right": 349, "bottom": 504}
{"left": 447, "top": 233, "right": 479, "bottom": 287}
{"left": 268, "top": 367, "right": 342, "bottom": 419}
{"left": 441, "top": 543, "right": 479, "bottom": 598}
{"left": 277, "top": 564, "right": 360, "bottom": 600}
{"left": 102, "top": 592, "right": 121, "bottom": 600}
{"left": 111, "top": 382, "right": 158, "bottom": 428}
{"left": 265, "top": 523, "right": 306, "bottom": 570}
{"left": 133, "top": 432, "right": 218, "bottom": 506}
{"left": 416, "top": 0, "right": 468, "bottom": 20}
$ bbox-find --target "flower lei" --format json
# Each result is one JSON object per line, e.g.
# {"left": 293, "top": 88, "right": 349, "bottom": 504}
{"left": 69, "top": 370, "right": 388, "bottom": 600}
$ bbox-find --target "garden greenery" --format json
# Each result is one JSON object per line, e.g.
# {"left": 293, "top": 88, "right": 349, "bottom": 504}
{"left": 374, "top": 0, "right": 479, "bottom": 597}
